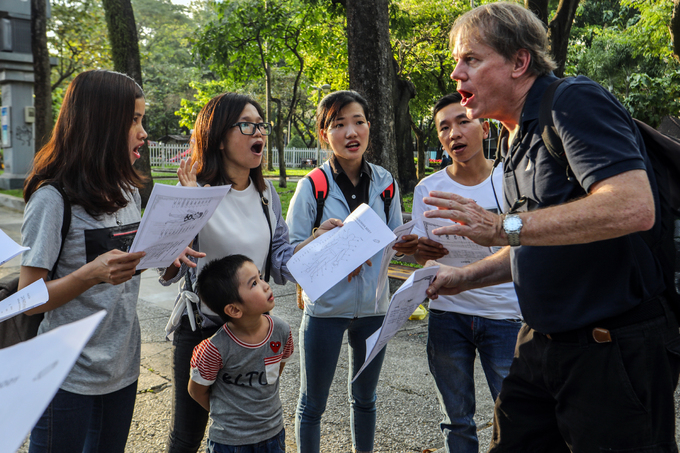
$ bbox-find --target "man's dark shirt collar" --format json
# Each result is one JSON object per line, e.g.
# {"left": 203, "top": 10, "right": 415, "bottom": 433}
{"left": 519, "top": 73, "right": 559, "bottom": 125}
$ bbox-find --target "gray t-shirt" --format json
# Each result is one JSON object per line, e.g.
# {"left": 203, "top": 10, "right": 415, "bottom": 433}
{"left": 190, "top": 315, "right": 294, "bottom": 446}
{"left": 21, "top": 185, "right": 142, "bottom": 395}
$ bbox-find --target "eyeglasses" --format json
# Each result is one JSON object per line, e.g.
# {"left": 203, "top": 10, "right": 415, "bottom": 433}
{"left": 231, "top": 122, "right": 272, "bottom": 136}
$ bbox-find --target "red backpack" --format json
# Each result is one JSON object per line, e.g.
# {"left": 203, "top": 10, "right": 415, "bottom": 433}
{"left": 305, "top": 167, "right": 394, "bottom": 228}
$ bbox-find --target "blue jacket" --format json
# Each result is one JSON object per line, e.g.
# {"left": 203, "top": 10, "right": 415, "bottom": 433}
{"left": 286, "top": 161, "right": 403, "bottom": 318}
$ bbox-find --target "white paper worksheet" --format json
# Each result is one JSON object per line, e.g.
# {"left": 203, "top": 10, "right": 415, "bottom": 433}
{"left": 0, "top": 311, "right": 105, "bottom": 453}
{"left": 420, "top": 217, "right": 494, "bottom": 267}
{"left": 288, "top": 203, "right": 396, "bottom": 303}
{"left": 352, "top": 265, "right": 439, "bottom": 382}
{"left": 129, "top": 184, "right": 231, "bottom": 269}
{"left": 0, "top": 228, "right": 29, "bottom": 266}
{"left": 374, "top": 219, "right": 417, "bottom": 308}
{"left": 0, "top": 279, "right": 49, "bottom": 323}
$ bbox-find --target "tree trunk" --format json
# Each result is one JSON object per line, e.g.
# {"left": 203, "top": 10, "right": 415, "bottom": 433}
{"left": 525, "top": 0, "right": 548, "bottom": 24}
{"left": 273, "top": 99, "right": 287, "bottom": 188}
{"left": 393, "top": 60, "right": 417, "bottom": 194}
{"left": 547, "top": 0, "right": 580, "bottom": 77}
{"left": 672, "top": 0, "right": 680, "bottom": 62}
{"left": 346, "top": 0, "right": 397, "bottom": 180}
{"left": 411, "top": 120, "right": 427, "bottom": 182}
{"left": 266, "top": 63, "right": 274, "bottom": 172}
{"left": 525, "top": 0, "right": 580, "bottom": 77}
{"left": 101, "top": 0, "right": 153, "bottom": 206}
{"left": 31, "top": 0, "right": 52, "bottom": 153}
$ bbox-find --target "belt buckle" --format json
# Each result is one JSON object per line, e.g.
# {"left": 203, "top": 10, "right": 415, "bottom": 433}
{"left": 591, "top": 327, "right": 612, "bottom": 343}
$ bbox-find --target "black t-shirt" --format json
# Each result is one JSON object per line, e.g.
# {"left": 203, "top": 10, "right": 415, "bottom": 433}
{"left": 502, "top": 74, "right": 665, "bottom": 333}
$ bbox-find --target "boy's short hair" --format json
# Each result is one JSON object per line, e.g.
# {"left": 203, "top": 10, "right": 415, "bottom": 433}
{"left": 433, "top": 93, "right": 484, "bottom": 125}
{"left": 433, "top": 92, "right": 463, "bottom": 120}
{"left": 196, "top": 254, "right": 253, "bottom": 323}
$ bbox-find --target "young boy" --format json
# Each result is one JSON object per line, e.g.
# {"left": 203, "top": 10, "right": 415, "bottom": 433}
{"left": 188, "top": 254, "right": 294, "bottom": 453}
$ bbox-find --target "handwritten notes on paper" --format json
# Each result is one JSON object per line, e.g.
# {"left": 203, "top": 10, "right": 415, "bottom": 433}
{"left": 421, "top": 217, "right": 494, "bottom": 267}
{"left": 288, "top": 204, "right": 396, "bottom": 303}
{"left": 129, "top": 184, "right": 231, "bottom": 269}
{"left": 0, "top": 279, "right": 49, "bottom": 323}
{"left": 352, "top": 266, "right": 438, "bottom": 382}
{"left": 0, "top": 228, "right": 28, "bottom": 267}
{"left": 0, "top": 311, "right": 105, "bottom": 453}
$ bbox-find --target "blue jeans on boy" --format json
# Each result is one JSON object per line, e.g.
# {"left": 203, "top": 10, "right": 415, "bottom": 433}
{"left": 207, "top": 429, "right": 285, "bottom": 453}
{"left": 29, "top": 380, "right": 138, "bottom": 453}
{"left": 427, "top": 310, "right": 521, "bottom": 453}
{"left": 296, "top": 314, "right": 386, "bottom": 453}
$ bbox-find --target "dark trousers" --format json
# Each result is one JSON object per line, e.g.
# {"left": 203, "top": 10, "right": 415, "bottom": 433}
{"left": 29, "top": 381, "right": 138, "bottom": 453}
{"left": 489, "top": 300, "right": 680, "bottom": 453}
{"left": 166, "top": 316, "right": 220, "bottom": 453}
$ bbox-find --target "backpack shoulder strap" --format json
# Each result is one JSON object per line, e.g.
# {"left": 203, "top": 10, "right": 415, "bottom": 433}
{"left": 539, "top": 78, "right": 577, "bottom": 183}
{"left": 259, "top": 181, "right": 274, "bottom": 282}
{"left": 305, "top": 167, "right": 329, "bottom": 229}
{"left": 380, "top": 177, "right": 395, "bottom": 224}
{"left": 45, "top": 182, "right": 72, "bottom": 279}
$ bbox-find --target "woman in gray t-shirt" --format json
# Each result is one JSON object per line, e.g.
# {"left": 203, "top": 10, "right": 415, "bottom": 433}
{"left": 20, "top": 70, "right": 148, "bottom": 453}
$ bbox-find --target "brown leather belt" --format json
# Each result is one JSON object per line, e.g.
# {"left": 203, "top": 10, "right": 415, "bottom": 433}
{"left": 544, "top": 296, "right": 666, "bottom": 344}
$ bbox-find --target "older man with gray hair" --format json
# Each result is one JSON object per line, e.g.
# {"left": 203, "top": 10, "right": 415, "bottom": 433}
{"left": 423, "top": 2, "right": 680, "bottom": 452}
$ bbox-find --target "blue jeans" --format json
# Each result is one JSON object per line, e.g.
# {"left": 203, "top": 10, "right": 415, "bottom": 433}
{"left": 207, "top": 429, "right": 285, "bottom": 453}
{"left": 28, "top": 380, "right": 138, "bottom": 453}
{"left": 427, "top": 310, "right": 521, "bottom": 453}
{"left": 296, "top": 314, "right": 386, "bottom": 453}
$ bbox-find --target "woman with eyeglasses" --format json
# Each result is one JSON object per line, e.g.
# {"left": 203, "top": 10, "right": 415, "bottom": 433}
{"left": 159, "top": 92, "right": 339, "bottom": 453}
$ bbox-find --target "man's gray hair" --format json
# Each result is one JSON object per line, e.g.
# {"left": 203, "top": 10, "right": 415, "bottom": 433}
{"left": 450, "top": 2, "right": 556, "bottom": 77}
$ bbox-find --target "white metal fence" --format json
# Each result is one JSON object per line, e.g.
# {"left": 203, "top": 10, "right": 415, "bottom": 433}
{"left": 149, "top": 143, "right": 331, "bottom": 168}
{"left": 149, "top": 143, "right": 189, "bottom": 168}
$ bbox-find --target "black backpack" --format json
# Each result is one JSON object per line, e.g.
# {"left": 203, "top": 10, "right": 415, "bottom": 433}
{"left": 0, "top": 182, "right": 72, "bottom": 348}
{"left": 539, "top": 78, "right": 680, "bottom": 319}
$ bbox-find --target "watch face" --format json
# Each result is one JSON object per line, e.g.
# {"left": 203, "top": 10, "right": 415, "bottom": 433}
{"left": 504, "top": 216, "right": 522, "bottom": 231}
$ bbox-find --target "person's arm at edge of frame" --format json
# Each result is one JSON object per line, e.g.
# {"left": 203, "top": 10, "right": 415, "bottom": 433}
{"left": 425, "top": 245, "right": 512, "bottom": 299}
{"left": 187, "top": 379, "right": 211, "bottom": 412}
{"left": 423, "top": 169, "right": 655, "bottom": 247}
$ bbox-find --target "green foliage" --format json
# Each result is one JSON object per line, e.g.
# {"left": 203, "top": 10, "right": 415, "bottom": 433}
{"left": 132, "top": 0, "right": 208, "bottom": 139}
{"left": 569, "top": 0, "right": 680, "bottom": 126}
{"left": 48, "top": 0, "right": 113, "bottom": 114}
{"left": 389, "top": 0, "right": 467, "bottom": 151}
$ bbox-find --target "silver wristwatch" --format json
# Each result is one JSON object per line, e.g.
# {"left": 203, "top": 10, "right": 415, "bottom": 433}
{"left": 503, "top": 214, "right": 523, "bottom": 247}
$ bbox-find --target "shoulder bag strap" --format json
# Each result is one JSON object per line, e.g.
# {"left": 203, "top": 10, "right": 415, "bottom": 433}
{"left": 46, "top": 182, "right": 72, "bottom": 279}
{"left": 260, "top": 183, "right": 273, "bottom": 282}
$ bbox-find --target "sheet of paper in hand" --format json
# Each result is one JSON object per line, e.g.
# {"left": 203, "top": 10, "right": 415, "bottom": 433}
{"left": 420, "top": 217, "right": 494, "bottom": 267}
{"left": 288, "top": 203, "right": 396, "bottom": 303}
{"left": 0, "top": 279, "right": 48, "bottom": 323}
{"left": 0, "top": 311, "right": 106, "bottom": 453}
{"left": 0, "top": 228, "right": 29, "bottom": 266}
{"left": 129, "top": 184, "right": 231, "bottom": 269}
{"left": 374, "top": 219, "right": 417, "bottom": 309}
{"left": 352, "top": 265, "right": 439, "bottom": 382}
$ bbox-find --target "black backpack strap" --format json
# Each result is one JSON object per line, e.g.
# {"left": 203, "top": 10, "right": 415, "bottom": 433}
{"left": 46, "top": 182, "right": 72, "bottom": 279}
{"left": 305, "top": 168, "right": 329, "bottom": 229}
{"left": 539, "top": 78, "right": 578, "bottom": 184}
{"left": 380, "top": 177, "right": 395, "bottom": 224}
{"left": 259, "top": 183, "right": 274, "bottom": 283}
